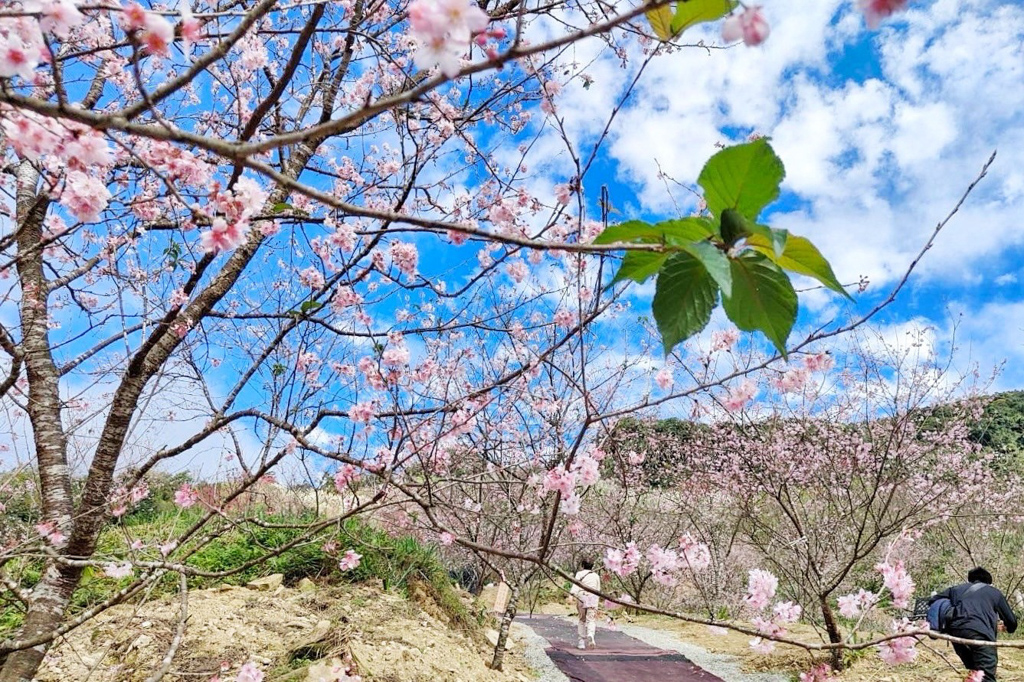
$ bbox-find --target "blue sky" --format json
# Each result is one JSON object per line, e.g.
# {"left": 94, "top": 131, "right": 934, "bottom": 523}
{"left": 526, "top": 0, "right": 1024, "bottom": 389}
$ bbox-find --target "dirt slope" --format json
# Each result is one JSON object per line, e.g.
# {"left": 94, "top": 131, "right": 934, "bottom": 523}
{"left": 36, "top": 581, "right": 534, "bottom": 682}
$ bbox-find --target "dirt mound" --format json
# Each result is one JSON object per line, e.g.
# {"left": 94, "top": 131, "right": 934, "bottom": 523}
{"left": 36, "top": 581, "right": 534, "bottom": 682}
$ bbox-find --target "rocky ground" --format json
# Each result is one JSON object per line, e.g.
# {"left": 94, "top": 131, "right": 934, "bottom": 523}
{"left": 36, "top": 576, "right": 535, "bottom": 682}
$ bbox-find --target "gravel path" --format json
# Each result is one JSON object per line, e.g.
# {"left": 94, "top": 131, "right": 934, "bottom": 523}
{"left": 512, "top": 621, "right": 570, "bottom": 682}
{"left": 618, "top": 623, "right": 789, "bottom": 682}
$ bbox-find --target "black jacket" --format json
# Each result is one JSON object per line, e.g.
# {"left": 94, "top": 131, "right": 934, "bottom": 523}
{"left": 929, "top": 581, "right": 1018, "bottom": 640}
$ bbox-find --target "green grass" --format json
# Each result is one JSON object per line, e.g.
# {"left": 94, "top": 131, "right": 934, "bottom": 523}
{"left": 1, "top": 511, "right": 477, "bottom": 639}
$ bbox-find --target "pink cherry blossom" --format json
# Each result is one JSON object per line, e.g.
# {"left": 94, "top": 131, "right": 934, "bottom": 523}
{"left": 389, "top": 241, "right": 418, "bottom": 276}
{"left": 542, "top": 467, "right": 577, "bottom": 500}
{"left": 338, "top": 549, "right": 362, "bottom": 570}
{"left": 439, "top": 531, "right": 454, "bottom": 546}
{"left": 876, "top": 560, "right": 914, "bottom": 609}
{"left": 573, "top": 454, "right": 600, "bottom": 487}
{"left": 333, "top": 464, "right": 360, "bottom": 491}
{"left": 120, "top": 2, "right": 148, "bottom": 31}
{"left": 799, "top": 664, "right": 838, "bottom": 682}
{"left": 160, "top": 541, "right": 177, "bottom": 556}
{"left": 560, "top": 493, "right": 581, "bottom": 515}
{"left": 235, "top": 662, "right": 264, "bottom": 682}
{"left": 678, "top": 534, "right": 711, "bottom": 572}
{"left": 773, "top": 601, "right": 802, "bottom": 623}
{"left": 858, "top": 0, "right": 910, "bottom": 29}
{"left": 0, "top": 31, "right": 43, "bottom": 81}
{"left": 174, "top": 484, "right": 198, "bottom": 508}
{"left": 407, "top": 0, "right": 489, "bottom": 77}
{"left": 711, "top": 329, "right": 739, "bottom": 352}
{"left": 722, "top": 379, "right": 756, "bottom": 412}
{"left": 837, "top": 588, "right": 876, "bottom": 618}
{"left": 35, "top": 521, "right": 67, "bottom": 547}
{"left": 62, "top": 171, "right": 111, "bottom": 223}
{"left": 103, "top": 562, "right": 133, "bottom": 579}
{"left": 348, "top": 401, "right": 375, "bottom": 423}
{"left": 201, "top": 218, "right": 246, "bottom": 253}
{"left": 721, "top": 6, "right": 770, "bottom": 46}
{"left": 804, "top": 351, "right": 834, "bottom": 372}
{"left": 744, "top": 569, "right": 778, "bottom": 611}
{"left": 876, "top": 622, "right": 917, "bottom": 664}
{"left": 553, "top": 183, "right": 572, "bottom": 205}
{"left": 654, "top": 366, "right": 673, "bottom": 391}
{"left": 39, "top": 0, "right": 85, "bottom": 39}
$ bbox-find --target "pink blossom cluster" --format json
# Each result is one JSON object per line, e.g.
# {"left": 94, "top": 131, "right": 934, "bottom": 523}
{"left": 837, "top": 588, "right": 877, "bottom": 618}
{"left": 859, "top": 0, "right": 910, "bottom": 29}
{"left": 678, "top": 533, "right": 711, "bottom": 572}
{"left": 1, "top": 109, "right": 114, "bottom": 223}
{"left": 388, "top": 241, "right": 419, "bottom": 277}
{"left": 723, "top": 379, "right": 756, "bottom": 412}
{"left": 646, "top": 544, "right": 681, "bottom": 586}
{"left": 571, "top": 453, "right": 600, "bottom": 487}
{"left": 333, "top": 464, "right": 361, "bottom": 491}
{"left": 0, "top": 0, "right": 86, "bottom": 81}
{"left": 235, "top": 662, "right": 264, "bottom": 682}
{"left": 876, "top": 560, "right": 914, "bottom": 609}
{"left": 109, "top": 480, "right": 150, "bottom": 517}
{"left": 542, "top": 467, "right": 577, "bottom": 500}
{"left": 407, "top": 0, "right": 490, "bottom": 77}
{"left": 721, "top": 6, "right": 770, "bottom": 46}
{"left": 120, "top": 2, "right": 174, "bottom": 56}
{"left": 338, "top": 549, "right": 362, "bottom": 571}
{"left": 876, "top": 619, "right": 918, "bottom": 665}
{"left": 174, "top": 483, "right": 199, "bottom": 508}
{"left": 603, "top": 542, "right": 641, "bottom": 577}
{"left": 744, "top": 569, "right": 778, "bottom": 611}
{"left": 35, "top": 520, "right": 67, "bottom": 547}
{"left": 711, "top": 329, "right": 739, "bottom": 352}
{"left": 103, "top": 562, "right": 133, "bottom": 579}
{"left": 654, "top": 366, "right": 673, "bottom": 391}
{"left": 348, "top": 401, "right": 375, "bottom": 424}
{"left": 799, "top": 664, "right": 838, "bottom": 682}
{"left": 200, "top": 176, "right": 268, "bottom": 253}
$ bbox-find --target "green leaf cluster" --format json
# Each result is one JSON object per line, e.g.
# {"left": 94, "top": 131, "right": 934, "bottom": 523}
{"left": 645, "top": 0, "right": 738, "bottom": 42}
{"left": 596, "top": 138, "right": 849, "bottom": 355}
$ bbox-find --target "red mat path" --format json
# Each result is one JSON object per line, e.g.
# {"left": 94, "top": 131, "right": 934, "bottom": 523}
{"left": 518, "top": 615, "right": 726, "bottom": 682}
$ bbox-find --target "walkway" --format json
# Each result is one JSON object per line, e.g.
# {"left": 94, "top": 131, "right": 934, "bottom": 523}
{"left": 518, "top": 615, "right": 726, "bottom": 682}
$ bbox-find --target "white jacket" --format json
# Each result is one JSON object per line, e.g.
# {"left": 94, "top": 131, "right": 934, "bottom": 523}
{"left": 571, "top": 569, "right": 601, "bottom": 609}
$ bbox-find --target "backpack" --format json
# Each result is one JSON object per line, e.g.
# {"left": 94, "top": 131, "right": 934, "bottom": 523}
{"left": 929, "top": 582, "right": 987, "bottom": 633}
{"left": 927, "top": 597, "right": 953, "bottom": 632}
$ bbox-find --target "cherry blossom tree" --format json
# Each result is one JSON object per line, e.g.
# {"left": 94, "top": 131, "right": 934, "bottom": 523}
{"left": 0, "top": 0, "right": 988, "bottom": 678}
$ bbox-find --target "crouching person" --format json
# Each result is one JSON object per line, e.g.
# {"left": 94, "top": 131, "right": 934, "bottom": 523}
{"left": 929, "top": 567, "right": 1018, "bottom": 682}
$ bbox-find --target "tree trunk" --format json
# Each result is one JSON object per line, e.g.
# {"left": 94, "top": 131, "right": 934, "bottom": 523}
{"left": 490, "top": 583, "right": 520, "bottom": 671}
{"left": 820, "top": 595, "right": 844, "bottom": 670}
{"left": 0, "top": 565, "right": 80, "bottom": 682}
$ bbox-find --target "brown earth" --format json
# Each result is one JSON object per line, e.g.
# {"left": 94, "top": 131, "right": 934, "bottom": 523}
{"left": 631, "top": 614, "right": 1024, "bottom": 681}
{"left": 36, "top": 580, "right": 535, "bottom": 682}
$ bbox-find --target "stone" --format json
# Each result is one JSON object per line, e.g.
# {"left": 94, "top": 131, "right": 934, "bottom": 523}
{"left": 246, "top": 574, "right": 284, "bottom": 591}
{"left": 297, "top": 577, "right": 316, "bottom": 592}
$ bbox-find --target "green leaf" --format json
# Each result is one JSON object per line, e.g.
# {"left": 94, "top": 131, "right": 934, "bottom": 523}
{"left": 670, "top": 0, "right": 738, "bottom": 35}
{"left": 645, "top": 4, "right": 674, "bottom": 40}
{"left": 698, "top": 138, "right": 786, "bottom": 220}
{"left": 594, "top": 217, "right": 714, "bottom": 245}
{"left": 652, "top": 252, "right": 719, "bottom": 354}
{"left": 681, "top": 240, "right": 732, "bottom": 298}
{"left": 611, "top": 251, "right": 671, "bottom": 285}
{"left": 745, "top": 225, "right": 788, "bottom": 258}
{"left": 749, "top": 234, "right": 850, "bottom": 298}
{"left": 722, "top": 252, "right": 797, "bottom": 356}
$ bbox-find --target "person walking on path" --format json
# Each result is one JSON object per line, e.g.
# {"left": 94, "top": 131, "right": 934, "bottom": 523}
{"left": 570, "top": 558, "right": 601, "bottom": 650}
{"left": 929, "top": 566, "right": 1018, "bottom": 682}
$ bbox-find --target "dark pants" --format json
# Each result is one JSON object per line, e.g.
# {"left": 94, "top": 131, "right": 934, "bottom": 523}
{"left": 951, "top": 630, "right": 998, "bottom": 682}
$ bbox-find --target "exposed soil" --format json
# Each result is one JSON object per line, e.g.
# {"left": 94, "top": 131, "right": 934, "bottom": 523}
{"left": 36, "top": 581, "right": 535, "bottom": 682}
